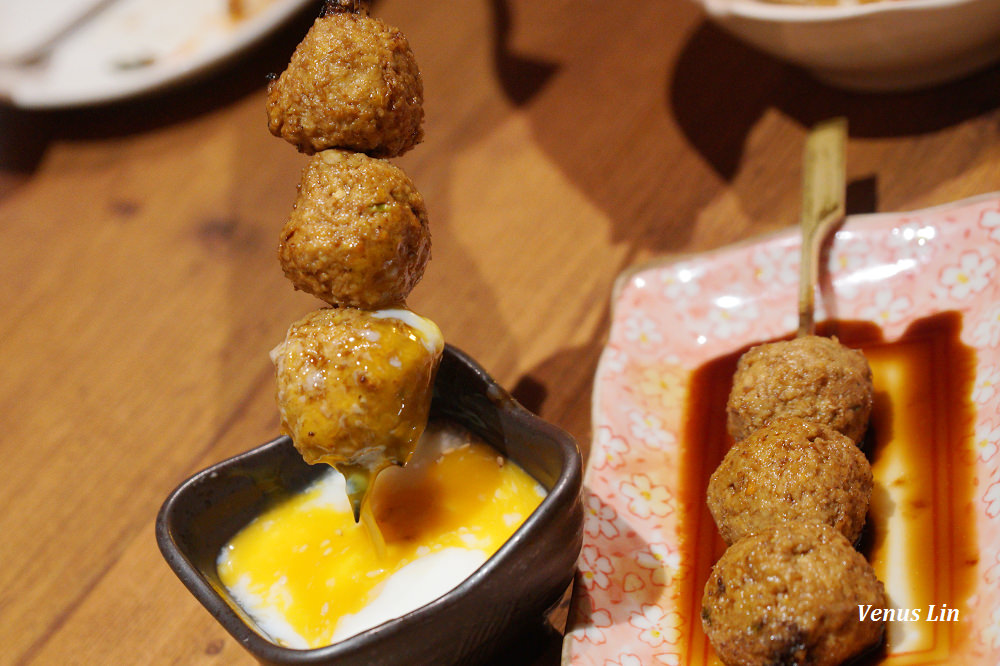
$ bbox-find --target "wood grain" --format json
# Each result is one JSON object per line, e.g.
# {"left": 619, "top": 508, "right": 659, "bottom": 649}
{"left": 1, "top": 0, "right": 998, "bottom": 663}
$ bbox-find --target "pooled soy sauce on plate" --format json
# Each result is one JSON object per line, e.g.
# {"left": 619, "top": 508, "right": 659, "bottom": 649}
{"left": 677, "top": 312, "right": 979, "bottom": 664}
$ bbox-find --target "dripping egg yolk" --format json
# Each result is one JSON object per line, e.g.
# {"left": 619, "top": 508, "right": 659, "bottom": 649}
{"left": 216, "top": 421, "right": 546, "bottom": 648}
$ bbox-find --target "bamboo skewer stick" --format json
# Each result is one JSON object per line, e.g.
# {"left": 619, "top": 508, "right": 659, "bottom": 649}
{"left": 797, "top": 117, "right": 847, "bottom": 337}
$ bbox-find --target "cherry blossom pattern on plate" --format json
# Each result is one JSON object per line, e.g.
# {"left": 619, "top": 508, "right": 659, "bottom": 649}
{"left": 975, "top": 419, "right": 1000, "bottom": 463}
{"left": 629, "top": 603, "right": 683, "bottom": 649}
{"left": 597, "top": 346, "right": 628, "bottom": 381}
{"left": 979, "top": 207, "right": 1000, "bottom": 244}
{"left": 986, "top": 546, "right": 1000, "bottom": 587}
{"left": 583, "top": 488, "right": 623, "bottom": 542}
{"left": 656, "top": 261, "right": 703, "bottom": 302}
{"left": 578, "top": 544, "right": 615, "bottom": 591}
{"left": 635, "top": 542, "right": 684, "bottom": 588}
{"left": 626, "top": 409, "right": 673, "bottom": 452}
{"left": 622, "top": 311, "right": 663, "bottom": 350}
{"left": 857, "top": 287, "right": 914, "bottom": 328}
{"left": 884, "top": 219, "right": 939, "bottom": 265}
{"left": 985, "top": 606, "right": 1000, "bottom": 651}
{"left": 618, "top": 473, "right": 674, "bottom": 521}
{"left": 970, "top": 304, "right": 1000, "bottom": 349}
{"left": 827, "top": 227, "right": 883, "bottom": 301}
{"left": 570, "top": 596, "right": 613, "bottom": 647}
{"left": 590, "top": 426, "right": 631, "bottom": 472}
{"left": 634, "top": 361, "right": 686, "bottom": 414}
{"left": 984, "top": 472, "right": 1000, "bottom": 520}
{"left": 937, "top": 250, "right": 997, "bottom": 302}
{"left": 570, "top": 192, "right": 1000, "bottom": 666}
{"left": 749, "top": 235, "right": 800, "bottom": 289}
{"left": 603, "top": 654, "right": 643, "bottom": 666}
{"left": 973, "top": 365, "right": 1000, "bottom": 405}
{"left": 703, "top": 290, "right": 761, "bottom": 342}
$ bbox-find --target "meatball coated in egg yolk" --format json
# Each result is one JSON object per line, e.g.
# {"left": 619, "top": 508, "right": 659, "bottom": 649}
{"left": 271, "top": 306, "right": 443, "bottom": 516}
{"left": 265, "top": 2, "right": 423, "bottom": 157}
{"left": 279, "top": 150, "right": 431, "bottom": 310}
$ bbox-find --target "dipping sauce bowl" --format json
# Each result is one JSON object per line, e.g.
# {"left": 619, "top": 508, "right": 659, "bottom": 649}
{"left": 157, "top": 344, "right": 584, "bottom": 665}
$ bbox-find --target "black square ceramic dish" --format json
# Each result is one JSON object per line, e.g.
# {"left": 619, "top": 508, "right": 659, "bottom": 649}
{"left": 156, "top": 344, "right": 583, "bottom": 666}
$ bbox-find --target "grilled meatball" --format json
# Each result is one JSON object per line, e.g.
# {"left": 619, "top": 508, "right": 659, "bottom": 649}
{"left": 701, "top": 521, "right": 887, "bottom": 666}
{"left": 279, "top": 149, "right": 431, "bottom": 309}
{"left": 726, "top": 335, "right": 873, "bottom": 444}
{"left": 707, "top": 417, "right": 873, "bottom": 545}
{"left": 271, "top": 306, "right": 443, "bottom": 470}
{"left": 266, "top": 4, "right": 423, "bottom": 157}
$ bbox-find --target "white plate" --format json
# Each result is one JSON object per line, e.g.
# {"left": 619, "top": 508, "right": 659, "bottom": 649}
{"left": 690, "top": 0, "right": 1000, "bottom": 92}
{"left": 0, "top": 0, "right": 315, "bottom": 109}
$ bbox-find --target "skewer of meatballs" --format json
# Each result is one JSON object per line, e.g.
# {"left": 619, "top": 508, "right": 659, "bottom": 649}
{"left": 264, "top": 0, "right": 443, "bottom": 520}
{"left": 264, "top": 8, "right": 891, "bottom": 661}
{"left": 700, "top": 334, "right": 890, "bottom": 666}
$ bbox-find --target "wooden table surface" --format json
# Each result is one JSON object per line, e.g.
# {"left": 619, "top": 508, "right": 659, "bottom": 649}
{"left": 2, "top": 0, "right": 999, "bottom": 663}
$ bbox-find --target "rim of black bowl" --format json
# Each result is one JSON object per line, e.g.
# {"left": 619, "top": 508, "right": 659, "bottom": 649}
{"left": 156, "top": 343, "right": 583, "bottom": 665}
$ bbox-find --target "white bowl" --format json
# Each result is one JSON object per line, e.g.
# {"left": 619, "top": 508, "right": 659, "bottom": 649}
{"left": 692, "top": 0, "right": 1000, "bottom": 91}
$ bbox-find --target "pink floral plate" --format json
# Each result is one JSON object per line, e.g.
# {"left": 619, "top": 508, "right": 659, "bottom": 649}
{"left": 564, "top": 193, "right": 1000, "bottom": 666}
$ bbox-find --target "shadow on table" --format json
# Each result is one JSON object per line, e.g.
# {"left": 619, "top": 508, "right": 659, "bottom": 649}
{"left": 0, "top": 0, "right": 564, "bottom": 190}
{"left": 489, "top": 0, "right": 560, "bottom": 107}
{"left": 670, "top": 21, "right": 1000, "bottom": 181}
{"left": 511, "top": 342, "right": 604, "bottom": 464}
{"left": 489, "top": 6, "right": 1000, "bottom": 443}
{"left": 0, "top": 1, "right": 320, "bottom": 198}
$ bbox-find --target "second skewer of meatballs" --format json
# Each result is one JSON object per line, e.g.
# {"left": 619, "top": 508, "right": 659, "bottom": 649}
{"left": 703, "top": 333, "right": 886, "bottom": 666}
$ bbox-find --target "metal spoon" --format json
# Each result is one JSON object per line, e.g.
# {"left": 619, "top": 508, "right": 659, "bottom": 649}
{"left": 797, "top": 117, "right": 847, "bottom": 337}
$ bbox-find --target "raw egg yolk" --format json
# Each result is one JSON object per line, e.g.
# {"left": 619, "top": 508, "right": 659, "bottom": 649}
{"left": 217, "top": 423, "right": 545, "bottom": 648}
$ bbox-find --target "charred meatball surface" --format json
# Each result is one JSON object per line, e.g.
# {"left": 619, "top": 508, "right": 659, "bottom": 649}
{"left": 726, "top": 335, "right": 873, "bottom": 444}
{"left": 707, "top": 417, "right": 873, "bottom": 545}
{"left": 279, "top": 150, "right": 431, "bottom": 309}
{"left": 701, "top": 521, "right": 887, "bottom": 666}
{"left": 266, "top": 7, "right": 423, "bottom": 157}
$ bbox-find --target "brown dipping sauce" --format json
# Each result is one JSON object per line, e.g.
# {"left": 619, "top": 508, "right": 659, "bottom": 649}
{"left": 678, "top": 311, "right": 979, "bottom": 664}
